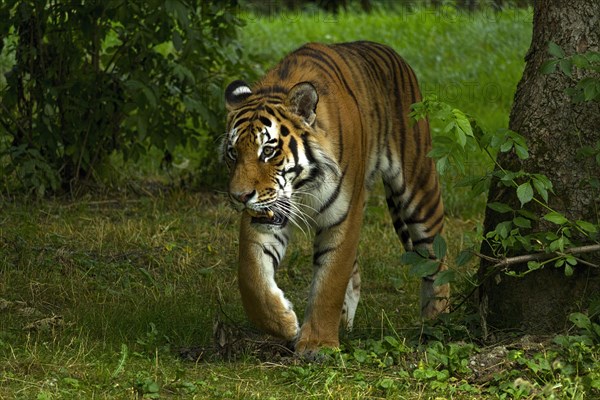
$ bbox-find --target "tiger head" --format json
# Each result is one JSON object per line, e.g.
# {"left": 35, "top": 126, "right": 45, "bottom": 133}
{"left": 222, "top": 80, "right": 340, "bottom": 228}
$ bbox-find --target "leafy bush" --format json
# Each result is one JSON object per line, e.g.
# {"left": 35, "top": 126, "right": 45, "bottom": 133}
{"left": 409, "top": 92, "right": 599, "bottom": 282}
{"left": 0, "top": 0, "right": 244, "bottom": 195}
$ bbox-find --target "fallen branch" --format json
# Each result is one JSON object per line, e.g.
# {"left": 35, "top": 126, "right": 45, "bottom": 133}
{"left": 476, "top": 244, "right": 600, "bottom": 271}
{"left": 452, "top": 244, "right": 600, "bottom": 312}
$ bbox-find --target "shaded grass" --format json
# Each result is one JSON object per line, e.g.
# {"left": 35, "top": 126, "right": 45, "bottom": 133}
{"left": 1, "top": 194, "right": 238, "bottom": 347}
{"left": 1, "top": 187, "right": 598, "bottom": 398}
{"left": 0, "top": 186, "right": 482, "bottom": 398}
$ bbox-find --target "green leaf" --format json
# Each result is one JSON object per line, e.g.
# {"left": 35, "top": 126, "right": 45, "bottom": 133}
{"left": 455, "top": 250, "right": 473, "bottom": 267}
{"left": 517, "top": 209, "right": 539, "bottom": 221}
{"left": 569, "top": 312, "right": 592, "bottom": 330}
{"left": 436, "top": 156, "right": 449, "bottom": 175}
{"left": 548, "top": 41, "right": 565, "bottom": 58}
{"left": 378, "top": 378, "right": 395, "bottom": 389}
{"left": 146, "top": 381, "right": 160, "bottom": 394}
{"left": 514, "top": 144, "right": 529, "bottom": 160}
{"left": 540, "top": 60, "right": 558, "bottom": 74}
{"left": 527, "top": 261, "right": 542, "bottom": 271}
{"left": 549, "top": 237, "right": 565, "bottom": 252}
{"left": 543, "top": 211, "right": 568, "bottom": 225}
{"left": 454, "top": 125, "right": 467, "bottom": 147}
{"left": 353, "top": 348, "right": 368, "bottom": 363}
{"left": 583, "top": 78, "right": 600, "bottom": 101}
{"left": 433, "top": 270, "right": 455, "bottom": 286}
{"left": 578, "top": 145, "right": 596, "bottom": 158}
{"left": 452, "top": 109, "right": 473, "bottom": 138}
{"left": 137, "top": 114, "right": 148, "bottom": 139}
{"left": 513, "top": 216, "right": 531, "bottom": 228}
{"left": 565, "top": 264, "right": 573, "bottom": 276}
{"left": 500, "top": 140, "right": 513, "bottom": 153}
{"left": 576, "top": 220, "right": 597, "bottom": 233}
{"left": 409, "top": 260, "right": 441, "bottom": 278}
{"left": 125, "top": 79, "right": 158, "bottom": 109}
{"left": 432, "top": 235, "right": 447, "bottom": 259}
{"left": 495, "top": 221, "right": 513, "bottom": 239}
{"left": 532, "top": 177, "right": 549, "bottom": 203}
{"left": 558, "top": 59, "right": 573, "bottom": 77}
{"left": 487, "top": 202, "right": 513, "bottom": 213}
{"left": 172, "top": 30, "right": 183, "bottom": 51}
{"left": 401, "top": 251, "right": 425, "bottom": 265}
{"left": 516, "top": 182, "right": 534, "bottom": 207}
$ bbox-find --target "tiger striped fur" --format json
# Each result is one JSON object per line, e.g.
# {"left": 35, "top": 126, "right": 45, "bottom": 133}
{"left": 223, "top": 41, "right": 448, "bottom": 355}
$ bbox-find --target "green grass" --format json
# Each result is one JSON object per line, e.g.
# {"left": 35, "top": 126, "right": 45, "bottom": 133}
{"left": 2, "top": 190, "right": 599, "bottom": 399}
{"left": 2, "top": 5, "right": 599, "bottom": 400}
{"left": 0, "top": 190, "right": 471, "bottom": 399}
{"left": 238, "top": 5, "right": 531, "bottom": 130}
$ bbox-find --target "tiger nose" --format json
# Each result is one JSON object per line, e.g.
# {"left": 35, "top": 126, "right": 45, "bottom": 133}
{"left": 231, "top": 190, "right": 256, "bottom": 204}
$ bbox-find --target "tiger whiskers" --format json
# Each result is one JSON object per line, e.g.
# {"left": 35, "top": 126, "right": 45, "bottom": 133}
{"left": 292, "top": 190, "right": 324, "bottom": 212}
{"left": 270, "top": 197, "right": 314, "bottom": 237}
{"left": 287, "top": 201, "right": 315, "bottom": 234}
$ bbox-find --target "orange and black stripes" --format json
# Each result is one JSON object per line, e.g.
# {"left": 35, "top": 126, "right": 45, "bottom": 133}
{"left": 224, "top": 41, "right": 447, "bottom": 347}
{"left": 226, "top": 41, "right": 443, "bottom": 247}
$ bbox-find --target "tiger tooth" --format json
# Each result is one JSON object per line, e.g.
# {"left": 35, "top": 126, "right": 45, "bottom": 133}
{"left": 266, "top": 210, "right": 274, "bottom": 219}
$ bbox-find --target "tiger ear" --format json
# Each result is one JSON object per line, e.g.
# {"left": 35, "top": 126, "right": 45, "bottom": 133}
{"left": 225, "top": 80, "right": 252, "bottom": 110}
{"left": 287, "top": 82, "right": 318, "bottom": 126}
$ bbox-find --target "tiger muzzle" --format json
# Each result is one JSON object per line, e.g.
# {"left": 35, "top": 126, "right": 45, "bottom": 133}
{"left": 246, "top": 208, "right": 288, "bottom": 226}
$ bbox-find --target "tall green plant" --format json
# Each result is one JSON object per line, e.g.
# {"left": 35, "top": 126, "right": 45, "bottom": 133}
{"left": 0, "top": 0, "right": 243, "bottom": 195}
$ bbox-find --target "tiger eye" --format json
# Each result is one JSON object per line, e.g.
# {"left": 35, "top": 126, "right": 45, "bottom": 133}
{"left": 228, "top": 146, "right": 237, "bottom": 160}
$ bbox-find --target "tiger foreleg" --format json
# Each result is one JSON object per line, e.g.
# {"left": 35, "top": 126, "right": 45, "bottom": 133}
{"left": 341, "top": 260, "right": 361, "bottom": 331}
{"left": 238, "top": 215, "right": 299, "bottom": 341}
{"left": 296, "top": 204, "right": 364, "bottom": 356}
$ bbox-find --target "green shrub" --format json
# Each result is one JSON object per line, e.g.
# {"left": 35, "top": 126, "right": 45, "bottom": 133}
{"left": 0, "top": 0, "right": 244, "bottom": 195}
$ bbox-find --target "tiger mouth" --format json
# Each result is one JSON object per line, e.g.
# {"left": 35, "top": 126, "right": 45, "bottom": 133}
{"left": 246, "top": 209, "right": 288, "bottom": 226}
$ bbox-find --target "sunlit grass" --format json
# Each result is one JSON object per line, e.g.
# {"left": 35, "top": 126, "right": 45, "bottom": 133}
{"left": 238, "top": 5, "right": 531, "bottom": 129}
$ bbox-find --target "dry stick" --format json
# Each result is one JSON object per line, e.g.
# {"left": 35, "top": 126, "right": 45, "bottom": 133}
{"left": 452, "top": 244, "right": 600, "bottom": 312}
{"left": 474, "top": 244, "right": 600, "bottom": 271}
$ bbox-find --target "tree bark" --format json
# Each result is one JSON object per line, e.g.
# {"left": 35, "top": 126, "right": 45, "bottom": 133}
{"left": 478, "top": 0, "right": 600, "bottom": 338}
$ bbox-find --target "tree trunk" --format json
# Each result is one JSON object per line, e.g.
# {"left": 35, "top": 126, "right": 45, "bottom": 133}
{"left": 478, "top": 0, "right": 600, "bottom": 338}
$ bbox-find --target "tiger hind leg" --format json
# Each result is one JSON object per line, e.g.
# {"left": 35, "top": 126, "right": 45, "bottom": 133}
{"left": 383, "top": 181, "right": 449, "bottom": 319}
{"left": 420, "top": 265, "right": 449, "bottom": 318}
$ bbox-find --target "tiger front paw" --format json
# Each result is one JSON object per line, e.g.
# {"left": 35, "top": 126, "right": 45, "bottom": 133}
{"left": 294, "top": 323, "right": 339, "bottom": 360}
{"left": 254, "top": 307, "right": 299, "bottom": 342}
{"left": 294, "top": 338, "right": 339, "bottom": 361}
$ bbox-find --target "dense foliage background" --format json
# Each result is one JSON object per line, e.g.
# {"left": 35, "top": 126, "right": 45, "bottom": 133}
{"left": 0, "top": 0, "right": 245, "bottom": 195}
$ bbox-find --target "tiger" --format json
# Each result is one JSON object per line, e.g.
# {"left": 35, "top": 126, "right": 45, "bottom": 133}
{"left": 222, "top": 41, "right": 448, "bottom": 356}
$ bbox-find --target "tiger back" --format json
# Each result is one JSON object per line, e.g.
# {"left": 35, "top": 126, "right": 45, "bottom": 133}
{"left": 223, "top": 41, "right": 448, "bottom": 355}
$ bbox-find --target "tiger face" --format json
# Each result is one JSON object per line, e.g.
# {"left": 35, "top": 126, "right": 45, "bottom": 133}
{"left": 223, "top": 80, "right": 339, "bottom": 229}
